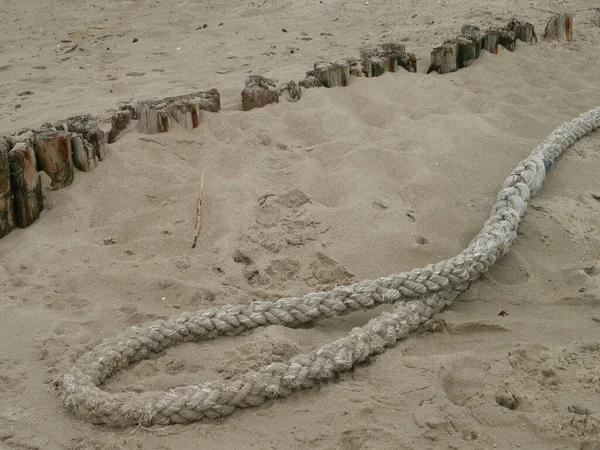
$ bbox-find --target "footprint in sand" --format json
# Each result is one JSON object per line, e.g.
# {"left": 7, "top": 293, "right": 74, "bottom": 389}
{"left": 309, "top": 252, "right": 353, "bottom": 285}
{"left": 583, "top": 261, "right": 600, "bottom": 277}
{"left": 440, "top": 355, "right": 491, "bottom": 407}
{"left": 264, "top": 258, "right": 300, "bottom": 281}
{"left": 216, "top": 327, "right": 300, "bottom": 378}
{"left": 244, "top": 189, "right": 328, "bottom": 253}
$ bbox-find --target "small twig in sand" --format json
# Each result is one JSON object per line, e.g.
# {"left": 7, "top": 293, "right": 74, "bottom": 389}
{"left": 191, "top": 173, "right": 204, "bottom": 249}
{"left": 120, "top": 13, "right": 152, "bottom": 23}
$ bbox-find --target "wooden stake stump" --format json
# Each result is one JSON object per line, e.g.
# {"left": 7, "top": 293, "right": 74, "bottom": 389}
{"left": 67, "top": 115, "right": 106, "bottom": 161}
{"left": 427, "top": 40, "right": 457, "bottom": 74}
{"left": 196, "top": 89, "right": 221, "bottom": 113}
{"left": 277, "top": 80, "right": 302, "bottom": 102}
{"left": 137, "top": 103, "right": 169, "bottom": 134}
{"left": 349, "top": 65, "right": 363, "bottom": 78}
{"left": 88, "top": 129, "right": 106, "bottom": 162}
{"left": 107, "top": 110, "right": 132, "bottom": 143}
{"left": 456, "top": 35, "right": 479, "bottom": 68}
{"left": 9, "top": 142, "right": 43, "bottom": 228}
{"left": 0, "top": 141, "right": 15, "bottom": 238}
{"left": 461, "top": 25, "right": 483, "bottom": 57}
{"left": 506, "top": 18, "right": 538, "bottom": 44}
{"left": 482, "top": 29, "right": 500, "bottom": 54}
{"left": 497, "top": 28, "right": 517, "bottom": 52}
{"left": 360, "top": 43, "right": 417, "bottom": 77}
{"left": 136, "top": 90, "right": 221, "bottom": 134}
{"left": 544, "top": 13, "right": 573, "bottom": 41}
{"left": 71, "top": 134, "right": 98, "bottom": 172}
{"left": 241, "top": 76, "right": 279, "bottom": 111}
{"left": 362, "top": 55, "right": 392, "bottom": 77}
{"left": 35, "top": 131, "right": 74, "bottom": 190}
{"left": 313, "top": 62, "right": 350, "bottom": 88}
{"left": 596, "top": 9, "right": 600, "bottom": 27}
{"left": 380, "top": 43, "right": 417, "bottom": 73}
{"left": 167, "top": 101, "right": 200, "bottom": 129}
{"left": 298, "top": 74, "right": 322, "bottom": 89}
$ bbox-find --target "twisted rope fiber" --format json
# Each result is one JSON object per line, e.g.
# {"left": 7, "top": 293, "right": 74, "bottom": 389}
{"left": 61, "top": 107, "right": 600, "bottom": 427}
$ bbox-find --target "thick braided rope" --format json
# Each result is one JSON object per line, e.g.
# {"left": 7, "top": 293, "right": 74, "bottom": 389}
{"left": 61, "top": 107, "right": 600, "bottom": 427}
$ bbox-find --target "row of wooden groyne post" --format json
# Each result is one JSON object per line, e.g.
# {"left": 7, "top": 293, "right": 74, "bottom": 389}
{"left": 0, "top": 12, "right": 588, "bottom": 239}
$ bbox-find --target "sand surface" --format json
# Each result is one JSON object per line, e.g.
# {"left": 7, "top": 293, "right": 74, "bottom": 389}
{"left": 1, "top": 0, "right": 600, "bottom": 449}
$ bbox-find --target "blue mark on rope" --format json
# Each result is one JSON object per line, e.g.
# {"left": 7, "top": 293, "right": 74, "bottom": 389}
{"left": 544, "top": 160, "right": 553, "bottom": 173}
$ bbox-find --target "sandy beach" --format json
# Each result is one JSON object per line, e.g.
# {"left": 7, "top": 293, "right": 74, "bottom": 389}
{"left": 1, "top": 0, "right": 599, "bottom": 448}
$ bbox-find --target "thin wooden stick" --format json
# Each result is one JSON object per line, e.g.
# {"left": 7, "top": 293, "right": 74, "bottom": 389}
{"left": 120, "top": 13, "right": 152, "bottom": 23}
{"left": 191, "top": 173, "right": 204, "bottom": 248}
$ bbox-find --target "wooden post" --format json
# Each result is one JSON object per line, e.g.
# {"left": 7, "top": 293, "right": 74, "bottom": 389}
{"left": 167, "top": 101, "right": 200, "bottom": 129}
{"left": 313, "top": 62, "right": 350, "bottom": 88}
{"left": 506, "top": 18, "right": 538, "bottom": 44}
{"left": 35, "top": 131, "right": 74, "bottom": 190}
{"left": 596, "top": 9, "right": 600, "bottom": 27}
{"left": 498, "top": 28, "right": 517, "bottom": 51}
{"left": 427, "top": 40, "right": 457, "bottom": 74}
{"left": 363, "top": 55, "right": 391, "bottom": 77}
{"left": 277, "top": 80, "right": 302, "bottom": 102}
{"left": 136, "top": 102, "right": 170, "bottom": 134}
{"left": 349, "top": 65, "right": 363, "bottom": 78}
{"left": 88, "top": 129, "right": 106, "bottom": 162}
{"left": 461, "top": 25, "right": 483, "bottom": 58}
{"left": 380, "top": 43, "right": 417, "bottom": 73}
{"left": 67, "top": 115, "right": 106, "bottom": 161}
{"left": 482, "top": 29, "right": 500, "bottom": 54}
{"left": 136, "top": 90, "right": 221, "bottom": 134}
{"left": 456, "top": 35, "right": 479, "bottom": 68}
{"left": 0, "top": 140, "right": 15, "bottom": 238}
{"left": 8, "top": 142, "right": 43, "bottom": 228}
{"left": 544, "top": 13, "right": 573, "bottom": 41}
{"left": 107, "top": 110, "right": 132, "bottom": 143}
{"left": 71, "top": 134, "right": 98, "bottom": 172}
{"left": 241, "top": 76, "right": 279, "bottom": 111}
{"left": 196, "top": 89, "right": 221, "bottom": 113}
{"left": 299, "top": 73, "right": 322, "bottom": 89}
{"left": 360, "top": 44, "right": 417, "bottom": 77}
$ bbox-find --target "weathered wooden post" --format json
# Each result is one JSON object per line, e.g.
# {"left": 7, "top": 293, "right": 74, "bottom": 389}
{"left": 136, "top": 89, "right": 220, "bottom": 134}
{"left": 9, "top": 142, "right": 43, "bottom": 228}
{"left": 241, "top": 76, "right": 280, "bottom": 111}
{"left": 427, "top": 40, "right": 458, "bottom": 74}
{"left": 277, "top": 80, "right": 302, "bottom": 102}
{"left": 506, "top": 18, "right": 538, "bottom": 44}
{"left": 167, "top": 100, "right": 200, "bottom": 130}
{"left": 544, "top": 13, "right": 573, "bottom": 41}
{"left": 35, "top": 131, "right": 74, "bottom": 190}
{"left": 71, "top": 134, "right": 98, "bottom": 172}
{"left": 137, "top": 102, "right": 170, "bottom": 134}
{"left": 497, "top": 28, "right": 517, "bottom": 51}
{"left": 461, "top": 25, "right": 483, "bottom": 55}
{"left": 107, "top": 110, "right": 133, "bottom": 143}
{"left": 456, "top": 35, "right": 480, "bottom": 68}
{"left": 482, "top": 29, "right": 500, "bottom": 54}
{"left": 67, "top": 115, "right": 106, "bottom": 161}
{"left": 360, "top": 49, "right": 393, "bottom": 78}
{"left": 360, "top": 43, "right": 417, "bottom": 77}
{"left": 381, "top": 43, "right": 417, "bottom": 73}
{"left": 0, "top": 140, "right": 16, "bottom": 238}
{"left": 313, "top": 62, "right": 351, "bottom": 88}
{"left": 595, "top": 8, "right": 600, "bottom": 27}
